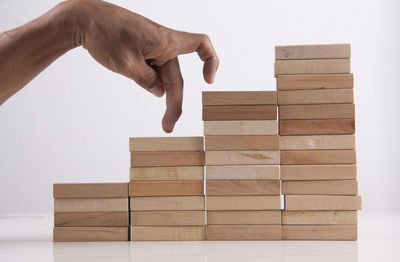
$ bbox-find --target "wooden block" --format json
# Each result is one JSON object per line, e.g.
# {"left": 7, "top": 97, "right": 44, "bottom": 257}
{"left": 206, "top": 165, "right": 280, "bottom": 180}
{"left": 131, "top": 211, "right": 205, "bottom": 226}
{"left": 207, "top": 211, "right": 281, "bottom": 225}
{"left": 285, "top": 195, "right": 362, "bottom": 210}
{"left": 205, "top": 135, "right": 279, "bottom": 150}
{"left": 278, "top": 89, "right": 353, "bottom": 105}
{"left": 202, "top": 105, "right": 277, "bottom": 121}
{"left": 279, "top": 104, "right": 355, "bottom": 120}
{"left": 130, "top": 196, "right": 205, "bottom": 211}
{"left": 129, "top": 181, "right": 204, "bottom": 196}
{"left": 275, "top": 59, "right": 350, "bottom": 75}
{"left": 282, "top": 211, "right": 357, "bottom": 225}
{"left": 280, "top": 150, "right": 356, "bottom": 165}
{"left": 53, "top": 183, "right": 128, "bottom": 198}
{"left": 207, "top": 196, "right": 281, "bottom": 210}
{"left": 130, "top": 151, "right": 205, "bottom": 167}
{"left": 275, "top": 44, "right": 351, "bottom": 60}
{"left": 129, "top": 137, "right": 203, "bottom": 152}
{"left": 280, "top": 135, "right": 355, "bottom": 150}
{"left": 53, "top": 227, "right": 129, "bottom": 242}
{"left": 281, "top": 165, "right": 357, "bottom": 180}
{"left": 130, "top": 166, "right": 204, "bottom": 181}
{"left": 282, "top": 180, "right": 358, "bottom": 195}
{"left": 202, "top": 91, "right": 277, "bottom": 105}
{"left": 206, "top": 225, "right": 281, "bottom": 240}
{"left": 206, "top": 151, "right": 279, "bottom": 166}
{"left": 206, "top": 180, "right": 280, "bottom": 196}
{"left": 282, "top": 225, "right": 357, "bottom": 240}
{"left": 277, "top": 74, "right": 354, "bottom": 91}
{"left": 54, "top": 212, "right": 129, "bottom": 227}
{"left": 279, "top": 119, "right": 355, "bottom": 135}
{"left": 54, "top": 198, "right": 128, "bottom": 212}
{"left": 131, "top": 226, "right": 205, "bottom": 241}
{"left": 204, "top": 120, "right": 278, "bottom": 135}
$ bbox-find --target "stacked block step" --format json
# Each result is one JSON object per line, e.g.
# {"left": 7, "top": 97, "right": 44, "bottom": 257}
{"left": 275, "top": 44, "right": 362, "bottom": 240}
{"left": 202, "top": 91, "right": 281, "bottom": 240}
{"left": 129, "top": 137, "right": 206, "bottom": 241}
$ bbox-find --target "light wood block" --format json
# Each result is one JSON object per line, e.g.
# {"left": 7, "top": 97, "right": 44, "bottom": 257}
{"left": 53, "top": 227, "right": 129, "bottom": 242}
{"left": 280, "top": 135, "right": 355, "bottom": 150}
{"left": 206, "top": 165, "right": 280, "bottom": 180}
{"left": 275, "top": 44, "right": 351, "bottom": 60}
{"left": 206, "top": 180, "right": 280, "bottom": 196}
{"left": 130, "top": 151, "right": 205, "bottom": 167}
{"left": 129, "top": 137, "right": 203, "bottom": 152}
{"left": 278, "top": 89, "right": 353, "bottom": 105}
{"left": 280, "top": 150, "right": 356, "bottom": 165}
{"left": 285, "top": 195, "right": 362, "bottom": 210}
{"left": 207, "top": 196, "right": 281, "bottom": 211}
{"left": 281, "top": 165, "right": 357, "bottom": 180}
{"left": 131, "top": 211, "right": 205, "bottom": 226}
{"left": 202, "top": 105, "right": 277, "bottom": 121}
{"left": 282, "top": 211, "right": 357, "bottom": 225}
{"left": 130, "top": 166, "right": 204, "bottom": 181}
{"left": 129, "top": 181, "right": 204, "bottom": 196}
{"left": 275, "top": 59, "right": 350, "bottom": 75}
{"left": 282, "top": 180, "right": 358, "bottom": 195}
{"left": 54, "top": 198, "right": 128, "bottom": 212}
{"left": 282, "top": 225, "right": 357, "bottom": 240}
{"left": 205, "top": 135, "right": 279, "bottom": 151}
{"left": 207, "top": 211, "right": 281, "bottom": 225}
{"left": 54, "top": 212, "right": 129, "bottom": 227}
{"left": 277, "top": 74, "right": 354, "bottom": 91}
{"left": 206, "top": 225, "right": 281, "bottom": 240}
{"left": 202, "top": 91, "right": 277, "bottom": 105}
{"left": 279, "top": 104, "right": 355, "bottom": 120}
{"left": 204, "top": 120, "right": 278, "bottom": 135}
{"left": 53, "top": 183, "right": 128, "bottom": 198}
{"left": 130, "top": 196, "right": 205, "bottom": 211}
{"left": 206, "top": 151, "right": 279, "bottom": 166}
{"left": 131, "top": 226, "right": 205, "bottom": 241}
{"left": 279, "top": 119, "right": 355, "bottom": 135}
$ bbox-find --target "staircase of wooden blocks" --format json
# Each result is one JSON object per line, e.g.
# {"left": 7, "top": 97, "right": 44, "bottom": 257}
{"left": 52, "top": 43, "right": 361, "bottom": 241}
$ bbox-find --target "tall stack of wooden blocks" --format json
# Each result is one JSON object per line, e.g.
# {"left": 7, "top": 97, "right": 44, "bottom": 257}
{"left": 53, "top": 183, "right": 130, "bottom": 241}
{"left": 129, "top": 137, "right": 206, "bottom": 241}
{"left": 275, "top": 44, "right": 362, "bottom": 240}
{"left": 202, "top": 91, "right": 282, "bottom": 240}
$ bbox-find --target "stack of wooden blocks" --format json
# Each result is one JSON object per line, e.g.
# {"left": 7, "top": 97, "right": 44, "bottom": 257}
{"left": 202, "top": 91, "right": 282, "bottom": 240}
{"left": 275, "top": 44, "right": 362, "bottom": 240}
{"left": 129, "top": 137, "right": 206, "bottom": 241}
{"left": 53, "top": 183, "right": 129, "bottom": 241}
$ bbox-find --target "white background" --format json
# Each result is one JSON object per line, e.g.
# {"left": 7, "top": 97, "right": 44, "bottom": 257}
{"left": 0, "top": 0, "right": 399, "bottom": 215}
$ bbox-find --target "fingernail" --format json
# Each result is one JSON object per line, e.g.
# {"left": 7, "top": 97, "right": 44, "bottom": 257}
{"left": 149, "top": 85, "right": 164, "bottom": 97}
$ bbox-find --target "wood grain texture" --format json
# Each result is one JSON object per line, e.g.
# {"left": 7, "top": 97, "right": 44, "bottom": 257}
{"left": 282, "top": 225, "right": 357, "bottom": 240}
{"left": 285, "top": 195, "right": 362, "bottom": 210}
{"left": 131, "top": 226, "right": 205, "bottom": 241}
{"left": 280, "top": 135, "right": 355, "bottom": 150}
{"left": 130, "top": 151, "right": 205, "bottom": 167}
{"left": 53, "top": 183, "right": 128, "bottom": 198}
{"left": 54, "top": 212, "right": 129, "bottom": 227}
{"left": 206, "top": 165, "right": 280, "bottom": 180}
{"left": 207, "top": 211, "right": 281, "bottom": 225}
{"left": 131, "top": 211, "right": 205, "bottom": 226}
{"left": 130, "top": 196, "right": 205, "bottom": 211}
{"left": 275, "top": 44, "right": 351, "bottom": 60}
{"left": 278, "top": 89, "right": 354, "bottom": 105}
{"left": 54, "top": 198, "right": 128, "bottom": 212}
{"left": 202, "top": 91, "right": 277, "bottom": 105}
{"left": 206, "top": 180, "right": 280, "bottom": 196}
{"left": 205, "top": 135, "right": 279, "bottom": 150}
{"left": 280, "top": 150, "right": 356, "bottom": 165}
{"left": 206, "top": 225, "right": 281, "bottom": 240}
{"left": 204, "top": 120, "right": 278, "bottom": 135}
{"left": 276, "top": 74, "right": 354, "bottom": 91}
{"left": 207, "top": 196, "right": 281, "bottom": 211}
{"left": 202, "top": 105, "right": 277, "bottom": 121}
{"left": 53, "top": 227, "right": 129, "bottom": 242}
{"left": 282, "top": 180, "right": 358, "bottom": 195}
{"left": 129, "top": 181, "right": 204, "bottom": 196}
{"left": 130, "top": 166, "right": 204, "bottom": 181}
{"left": 206, "top": 151, "right": 279, "bottom": 166}
{"left": 281, "top": 165, "right": 357, "bottom": 180}
{"left": 282, "top": 211, "right": 357, "bottom": 225}
{"left": 279, "top": 104, "right": 355, "bottom": 120}
{"left": 275, "top": 59, "right": 350, "bottom": 75}
{"left": 279, "top": 119, "right": 355, "bottom": 135}
{"left": 129, "top": 137, "right": 203, "bottom": 152}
